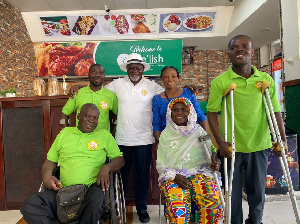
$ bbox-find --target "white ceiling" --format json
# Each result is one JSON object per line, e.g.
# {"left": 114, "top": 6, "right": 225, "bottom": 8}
{"left": 6, "top": 0, "right": 280, "bottom": 50}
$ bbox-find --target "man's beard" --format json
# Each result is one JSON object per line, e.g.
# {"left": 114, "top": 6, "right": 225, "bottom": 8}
{"left": 129, "top": 75, "right": 141, "bottom": 82}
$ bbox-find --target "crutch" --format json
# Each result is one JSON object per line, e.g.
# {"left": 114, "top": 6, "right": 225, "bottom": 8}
{"left": 198, "top": 134, "right": 225, "bottom": 211}
{"left": 255, "top": 82, "right": 292, "bottom": 192}
{"left": 259, "top": 81, "right": 300, "bottom": 224}
{"left": 223, "top": 83, "right": 236, "bottom": 224}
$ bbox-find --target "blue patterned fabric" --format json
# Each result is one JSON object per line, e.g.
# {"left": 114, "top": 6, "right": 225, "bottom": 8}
{"left": 152, "top": 88, "right": 206, "bottom": 133}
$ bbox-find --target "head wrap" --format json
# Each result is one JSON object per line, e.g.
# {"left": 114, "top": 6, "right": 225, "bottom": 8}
{"left": 166, "top": 97, "right": 197, "bottom": 137}
{"left": 168, "top": 97, "right": 191, "bottom": 114}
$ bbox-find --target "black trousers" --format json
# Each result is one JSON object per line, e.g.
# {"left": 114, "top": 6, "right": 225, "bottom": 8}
{"left": 20, "top": 183, "right": 106, "bottom": 224}
{"left": 118, "top": 144, "right": 152, "bottom": 211}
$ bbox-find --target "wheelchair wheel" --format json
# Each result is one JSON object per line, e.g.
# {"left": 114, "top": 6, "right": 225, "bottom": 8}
{"left": 109, "top": 172, "right": 117, "bottom": 224}
{"left": 114, "top": 171, "right": 126, "bottom": 223}
{"left": 109, "top": 171, "right": 126, "bottom": 224}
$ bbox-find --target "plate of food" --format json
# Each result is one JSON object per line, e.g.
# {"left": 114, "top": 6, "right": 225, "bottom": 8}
{"left": 183, "top": 15, "right": 213, "bottom": 30}
{"left": 43, "top": 27, "right": 53, "bottom": 36}
{"left": 131, "top": 14, "right": 145, "bottom": 22}
{"left": 115, "top": 15, "right": 129, "bottom": 34}
{"left": 163, "top": 14, "right": 182, "bottom": 32}
{"left": 132, "top": 22, "right": 150, "bottom": 33}
{"left": 72, "top": 16, "right": 98, "bottom": 35}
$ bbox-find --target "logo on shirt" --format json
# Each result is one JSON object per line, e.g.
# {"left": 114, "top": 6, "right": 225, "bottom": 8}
{"left": 88, "top": 140, "right": 99, "bottom": 150}
{"left": 100, "top": 101, "right": 108, "bottom": 109}
{"left": 255, "top": 81, "right": 263, "bottom": 90}
{"left": 141, "top": 90, "right": 147, "bottom": 96}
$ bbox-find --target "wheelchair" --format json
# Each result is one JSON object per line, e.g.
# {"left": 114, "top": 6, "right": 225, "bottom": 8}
{"left": 20, "top": 166, "right": 126, "bottom": 224}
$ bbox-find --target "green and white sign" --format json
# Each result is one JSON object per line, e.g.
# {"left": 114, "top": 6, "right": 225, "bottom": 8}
{"left": 94, "top": 39, "right": 182, "bottom": 76}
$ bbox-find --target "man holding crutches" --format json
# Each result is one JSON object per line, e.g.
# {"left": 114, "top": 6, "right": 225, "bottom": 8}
{"left": 206, "top": 35, "right": 287, "bottom": 224}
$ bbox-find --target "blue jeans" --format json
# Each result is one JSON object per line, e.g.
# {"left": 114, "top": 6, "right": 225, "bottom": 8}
{"left": 118, "top": 144, "right": 152, "bottom": 211}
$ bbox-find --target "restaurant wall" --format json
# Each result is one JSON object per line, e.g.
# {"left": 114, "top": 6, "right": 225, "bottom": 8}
{"left": 0, "top": 0, "right": 37, "bottom": 97}
{"left": 179, "top": 49, "right": 259, "bottom": 101}
{"left": 0, "top": 0, "right": 258, "bottom": 98}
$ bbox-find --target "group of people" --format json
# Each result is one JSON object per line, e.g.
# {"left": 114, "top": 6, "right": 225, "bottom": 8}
{"left": 21, "top": 35, "right": 285, "bottom": 224}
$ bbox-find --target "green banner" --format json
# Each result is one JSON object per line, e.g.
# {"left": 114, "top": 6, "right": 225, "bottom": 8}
{"left": 94, "top": 39, "right": 182, "bottom": 76}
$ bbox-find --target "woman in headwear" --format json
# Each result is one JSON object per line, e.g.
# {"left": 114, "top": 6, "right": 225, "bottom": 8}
{"left": 156, "top": 97, "right": 223, "bottom": 224}
{"left": 152, "top": 66, "right": 207, "bottom": 145}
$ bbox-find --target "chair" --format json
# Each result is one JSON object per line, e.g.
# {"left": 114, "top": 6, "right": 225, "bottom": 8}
{"left": 159, "top": 190, "right": 169, "bottom": 224}
{"left": 108, "top": 170, "right": 126, "bottom": 224}
{"left": 19, "top": 167, "right": 126, "bottom": 224}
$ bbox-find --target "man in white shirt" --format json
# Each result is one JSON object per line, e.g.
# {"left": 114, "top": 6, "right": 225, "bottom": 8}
{"left": 105, "top": 53, "right": 164, "bottom": 223}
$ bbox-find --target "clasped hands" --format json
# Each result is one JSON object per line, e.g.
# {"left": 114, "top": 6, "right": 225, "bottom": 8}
{"left": 174, "top": 153, "right": 221, "bottom": 189}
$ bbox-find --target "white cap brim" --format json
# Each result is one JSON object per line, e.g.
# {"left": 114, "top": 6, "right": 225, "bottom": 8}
{"left": 120, "top": 60, "right": 150, "bottom": 72}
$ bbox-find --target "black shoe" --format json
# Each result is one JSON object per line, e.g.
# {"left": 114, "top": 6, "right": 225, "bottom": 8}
{"left": 137, "top": 210, "right": 150, "bottom": 223}
{"left": 101, "top": 210, "right": 110, "bottom": 220}
{"left": 245, "top": 218, "right": 263, "bottom": 224}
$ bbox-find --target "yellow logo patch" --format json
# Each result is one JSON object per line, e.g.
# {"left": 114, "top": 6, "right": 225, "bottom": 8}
{"left": 88, "top": 140, "right": 99, "bottom": 150}
{"left": 100, "top": 100, "right": 108, "bottom": 109}
{"left": 255, "top": 81, "right": 263, "bottom": 90}
{"left": 141, "top": 90, "right": 147, "bottom": 96}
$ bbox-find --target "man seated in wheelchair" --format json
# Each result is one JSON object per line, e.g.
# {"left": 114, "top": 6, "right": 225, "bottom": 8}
{"left": 21, "top": 103, "right": 124, "bottom": 224}
{"left": 156, "top": 98, "right": 223, "bottom": 224}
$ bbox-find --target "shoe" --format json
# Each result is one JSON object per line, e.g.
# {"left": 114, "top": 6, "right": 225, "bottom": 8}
{"left": 245, "top": 218, "right": 263, "bottom": 224}
{"left": 137, "top": 210, "right": 150, "bottom": 223}
{"left": 101, "top": 210, "right": 110, "bottom": 220}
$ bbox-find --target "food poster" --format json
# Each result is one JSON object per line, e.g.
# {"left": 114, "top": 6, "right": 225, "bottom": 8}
{"left": 40, "top": 16, "right": 71, "bottom": 36}
{"left": 34, "top": 39, "right": 182, "bottom": 77}
{"left": 40, "top": 16, "right": 100, "bottom": 36}
{"left": 94, "top": 39, "right": 182, "bottom": 76}
{"left": 68, "top": 16, "right": 100, "bottom": 36}
{"left": 100, "top": 14, "right": 158, "bottom": 35}
{"left": 34, "top": 42, "right": 97, "bottom": 77}
{"left": 159, "top": 12, "right": 216, "bottom": 33}
{"left": 266, "top": 132, "right": 299, "bottom": 192}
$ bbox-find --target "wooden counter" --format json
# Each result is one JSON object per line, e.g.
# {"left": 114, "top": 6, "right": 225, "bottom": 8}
{"left": 0, "top": 96, "right": 75, "bottom": 210}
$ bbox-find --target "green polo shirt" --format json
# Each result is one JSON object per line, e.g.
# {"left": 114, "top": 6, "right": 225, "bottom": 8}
{"left": 62, "top": 85, "right": 118, "bottom": 132}
{"left": 207, "top": 65, "right": 281, "bottom": 153}
{"left": 47, "top": 127, "right": 123, "bottom": 187}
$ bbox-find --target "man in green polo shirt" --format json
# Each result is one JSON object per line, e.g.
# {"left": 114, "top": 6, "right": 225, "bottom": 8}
{"left": 207, "top": 35, "right": 286, "bottom": 224}
{"left": 21, "top": 103, "right": 124, "bottom": 223}
{"left": 61, "top": 64, "right": 118, "bottom": 132}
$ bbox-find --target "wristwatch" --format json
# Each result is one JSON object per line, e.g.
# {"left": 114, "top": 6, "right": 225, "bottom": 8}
{"left": 60, "top": 119, "right": 71, "bottom": 125}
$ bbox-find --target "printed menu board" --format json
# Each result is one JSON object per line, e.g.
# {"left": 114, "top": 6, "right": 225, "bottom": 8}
{"left": 159, "top": 12, "right": 216, "bottom": 33}
{"left": 38, "top": 12, "right": 216, "bottom": 37}
{"left": 100, "top": 14, "right": 158, "bottom": 35}
{"left": 40, "top": 16, "right": 100, "bottom": 37}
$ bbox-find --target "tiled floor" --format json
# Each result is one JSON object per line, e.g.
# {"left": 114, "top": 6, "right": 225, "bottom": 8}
{"left": 2, "top": 196, "right": 300, "bottom": 224}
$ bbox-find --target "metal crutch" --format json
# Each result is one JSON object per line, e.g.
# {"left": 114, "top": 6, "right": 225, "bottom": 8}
{"left": 198, "top": 134, "right": 225, "bottom": 211}
{"left": 260, "top": 81, "right": 300, "bottom": 224}
{"left": 223, "top": 83, "right": 236, "bottom": 224}
{"left": 255, "top": 81, "right": 292, "bottom": 193}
